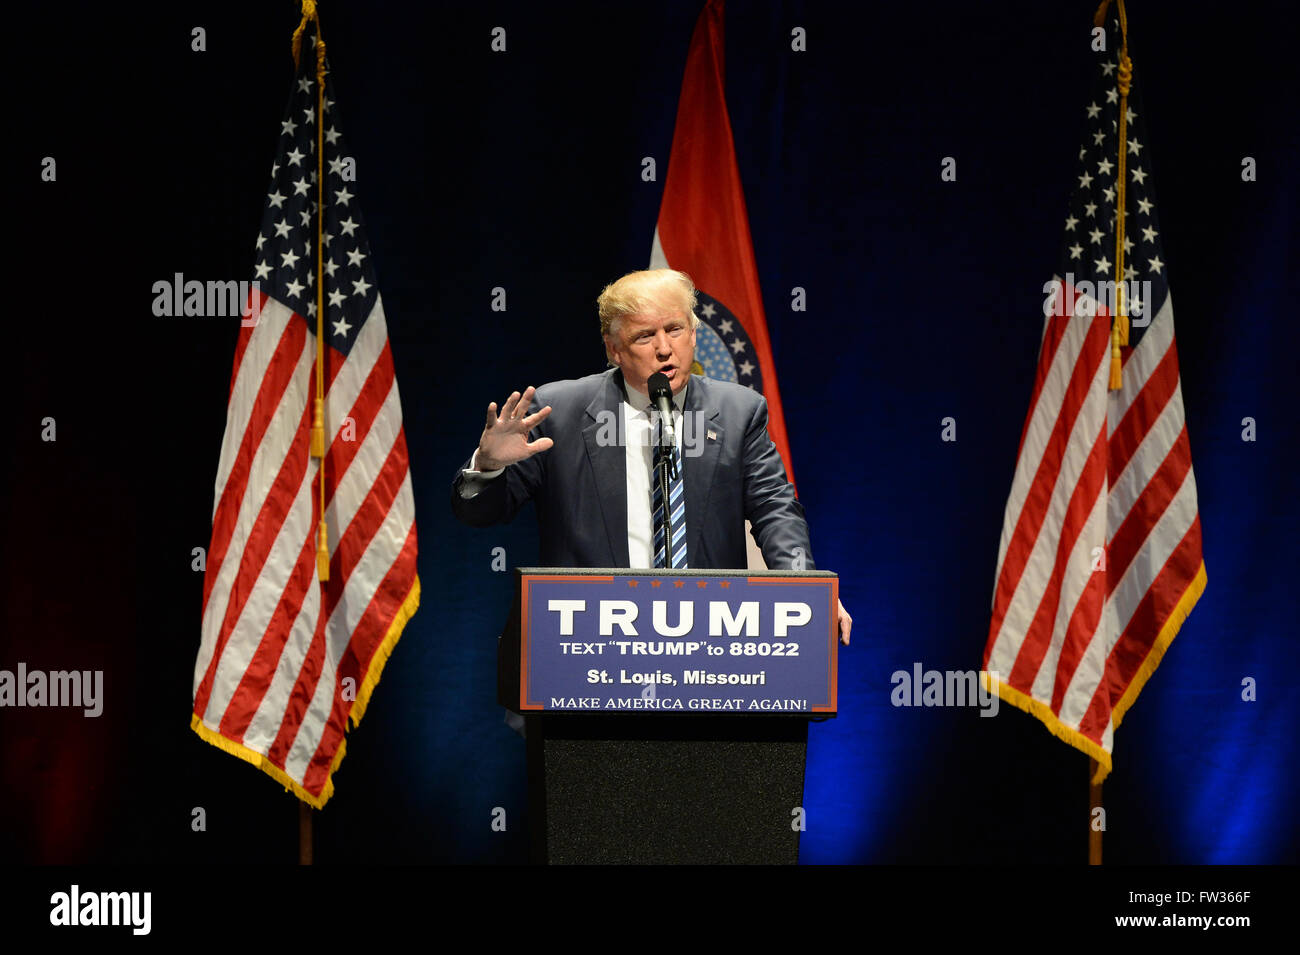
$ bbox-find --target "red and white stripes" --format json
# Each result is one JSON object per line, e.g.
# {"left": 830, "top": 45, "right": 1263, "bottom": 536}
{"left": 984, "top": 279, "right": 1204, "bottom": 779}
{"left": 193, "top": 292, "right": 418, "bottom": 806}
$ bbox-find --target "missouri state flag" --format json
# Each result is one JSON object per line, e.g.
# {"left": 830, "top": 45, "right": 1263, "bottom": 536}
{"left": 650, "top": 0, "right": 795, "bottom": 493}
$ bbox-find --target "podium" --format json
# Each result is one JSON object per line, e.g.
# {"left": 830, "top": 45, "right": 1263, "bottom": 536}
{"left": 499, "top": 567, "right": 838, "bottom": 864}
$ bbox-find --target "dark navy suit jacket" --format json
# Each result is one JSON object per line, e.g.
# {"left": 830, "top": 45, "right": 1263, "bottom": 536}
{"left": 450, "top": 368, "right": 814, "bottom": 570}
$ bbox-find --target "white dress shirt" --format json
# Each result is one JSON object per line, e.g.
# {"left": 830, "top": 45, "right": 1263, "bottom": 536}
{"left": 459, "top": 380, "right": 687, "bottom": 568}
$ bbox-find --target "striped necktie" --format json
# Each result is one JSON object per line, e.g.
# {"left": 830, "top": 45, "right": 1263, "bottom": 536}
{"left": 652, "top": 437, "right": 688, "bottom": 569}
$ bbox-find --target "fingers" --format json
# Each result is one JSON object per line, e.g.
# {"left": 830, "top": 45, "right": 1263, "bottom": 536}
{"left": 500, "top": 390, "right": 522, "bottom": 421}
{"left": 500, "top": 386, "right": 538, "bottom": 424}
{"left": 521, "top": 405, "right": 552, "bottom": 429}
{"left": 526, "top": 436, "right": 555, "bottom": 455}
{"left": 484, "top": 401, "right": 498, "bottom": 429}
{"left": 839, "top": 600, "right": 852, "bottom": 646}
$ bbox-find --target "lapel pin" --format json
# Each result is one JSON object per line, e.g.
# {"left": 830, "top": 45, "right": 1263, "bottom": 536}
{"left": 707, "top": 429, "right": 717, "bottom": 441}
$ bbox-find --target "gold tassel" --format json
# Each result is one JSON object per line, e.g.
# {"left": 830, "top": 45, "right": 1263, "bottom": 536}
{"left": 316, "top": 519, "right": 330, "bottom": 582}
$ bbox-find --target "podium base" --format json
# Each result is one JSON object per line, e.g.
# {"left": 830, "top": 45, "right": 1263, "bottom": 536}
{"left": 526, "top": 713, "right": 809, "bottom": 864}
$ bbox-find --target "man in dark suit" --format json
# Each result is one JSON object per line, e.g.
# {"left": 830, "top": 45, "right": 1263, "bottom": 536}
{"left": 451, "top": 269, "right": 850, "bottom": 644}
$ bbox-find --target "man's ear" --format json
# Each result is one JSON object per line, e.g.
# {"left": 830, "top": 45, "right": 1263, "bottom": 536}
{"left": 603, "top": 335, "right": 620, "bottom": 367}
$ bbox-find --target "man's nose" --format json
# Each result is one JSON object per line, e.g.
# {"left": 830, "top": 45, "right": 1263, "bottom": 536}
{"left": 654, "top": 333, "right": 670, "bottom": 356}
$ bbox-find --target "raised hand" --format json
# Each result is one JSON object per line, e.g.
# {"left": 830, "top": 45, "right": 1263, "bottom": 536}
{"left": 476, "top": 385, "right": 554, "bottom": 472}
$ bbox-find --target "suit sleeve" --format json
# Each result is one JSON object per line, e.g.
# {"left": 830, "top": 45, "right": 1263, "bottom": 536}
{"left": 450, "top": 393, "right": 547, "bottom": 528}
{"left": 741, "top": 396, "right": 815, "bottom": 570}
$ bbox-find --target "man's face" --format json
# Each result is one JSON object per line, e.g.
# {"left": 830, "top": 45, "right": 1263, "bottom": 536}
{"left": 605, "top": 301, "right": 697, "bottom": 396}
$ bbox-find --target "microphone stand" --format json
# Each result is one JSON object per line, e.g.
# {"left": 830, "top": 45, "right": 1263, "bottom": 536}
{"left": 657, "top": 411, "right": 676, "bottom": 567}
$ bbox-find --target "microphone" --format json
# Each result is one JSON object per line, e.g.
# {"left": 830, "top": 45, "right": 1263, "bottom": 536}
{"left": 647, "top": 372, "right": 675, "bottom": 445}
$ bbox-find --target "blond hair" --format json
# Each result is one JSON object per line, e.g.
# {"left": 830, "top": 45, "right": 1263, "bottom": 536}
{"left": 597, "top": 269, "right": 700, "bottom": 338}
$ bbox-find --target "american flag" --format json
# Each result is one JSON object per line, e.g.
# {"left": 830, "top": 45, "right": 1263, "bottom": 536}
{"left": 191, "top": 19, "right": 419, "bottom": 807}
{"left": 982, "top": 11, "right": 1205, "bottom": 782}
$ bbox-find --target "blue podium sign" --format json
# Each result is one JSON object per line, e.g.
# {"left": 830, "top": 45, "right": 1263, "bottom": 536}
{"left": 518, "top": 571, "right": 837, "bottom": 714}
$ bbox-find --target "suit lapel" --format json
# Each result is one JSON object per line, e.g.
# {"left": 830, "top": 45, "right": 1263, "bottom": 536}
{"left": 683, "top": 375, "right": 722, "bottom": 566}
{"left": 582, "top": 369, "right": 630, "bottom": 567}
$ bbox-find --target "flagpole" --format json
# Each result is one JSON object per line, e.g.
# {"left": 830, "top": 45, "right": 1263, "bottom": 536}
{"left": 299, "top": 802, "right": 314, "bottom": 864}
{"left": 1088, "top": 758, "right": 1103, "bottom": 864}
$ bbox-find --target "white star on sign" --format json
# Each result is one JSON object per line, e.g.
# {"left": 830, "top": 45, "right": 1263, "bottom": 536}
{"left": 287, "top": 147, "right": 304, "bottom": 166}
{"left": 325, "top": 127, "right": 341, "bottom": 146}
{"left": 1097, "top": 158, "right": 1114, "bottom": 176}
{"left": 739, "top": 360, "right": 755, "bottom": 377}
{"left": 302, "top": 107, "right": 314, "bottom": 125}
{"left": 1065, "top": 215, "right": 1078, "bottom": 231}
{"left": 1137, "top": 197, "right": 1153, "bottom": 215}
{"left": 1131, "top": 167, "right": 1147, "bottom": 185}
{"left": 280, "top": 248, "right": 300, "bottom": 269}
{"left": 293, "top": 177, "right": 310, "bottom": 196}
{"left": 1148, "top": 256, "right": 1164, "bottom": 274}
{"left": 347, "top": 247, "right": 366, "bottom": 267}
{"left": 297, "top": 77, "right": 313, "bottom": 93}
{"left": 281, "top": 118, "right": 297, "bottom": 137}
{"left": 1069, "top": 243, "right": 1083, "bottom": 260}
{"left": 1127, "top": 138, "right": 1143, "bottom": 155}
{"left": 718, "top": 318, "right": 733, "bottom": 334}
{"left": 339, "top": 216, "right": 359, "bottom": 237}
{"left": 352, "top": 276, "right": 372, "bottom": 297}
{"left": 730, "top": 339, "right": 746, "bottom": 354}
{"left": 332, "top": 315, "right": 352, "bottom": 337}
{"left": 335, "top": 187, "right": 353, "bottom": 206}
{"left": 1093, "top": 130, "right": 1106, "bottom": 146}
{"left": 325, "top": 259, "right": 339, "bottom": 278}
{"left": 274, "top": 219, "right": 291, "bottom": 238}
{"left": 1142, "top": 226, "right": 1158, "bottom": 243}
{"left": 1089, "top": 227, "right": 1105, "bottom": 245}
{"left": 329, "top": 288, "right": 346, "bottom": 308}
{"left": 1102, "top": 61, "right": 1116, "bottom": 76}
{"left": 268, "top": 190, "right": 286, "bottom": 209}
{"left": 1086, "top": 101, "right": 1101, "bottom": 118}
{"left": 1106, "top": 88, "right": 1118, "bottom": 104}
{"left": 700, "top": 302, "right": 716, "bottom": 318}
{"left": 1095, "top": 255, "right": 1112, "bottom": 273}
{"left": 285, "top": 277, "right": 304, "bottom": 298}
{"left": 1078, "top": 171, "right": 1094, "bottom": 188}
{"left": 254, "top": 260, "right": 271, "bottom": 280}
